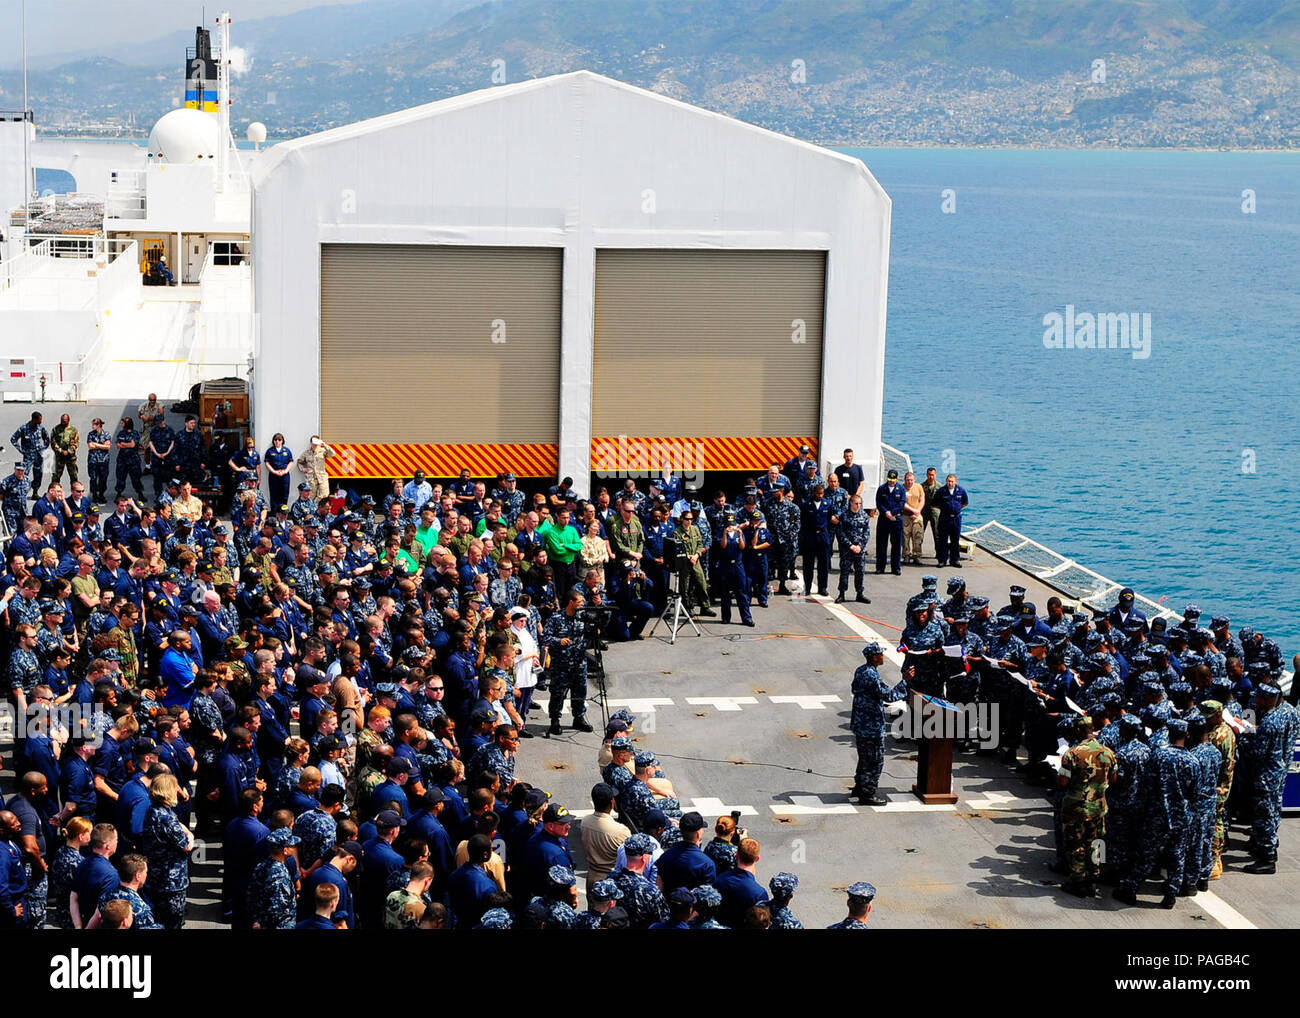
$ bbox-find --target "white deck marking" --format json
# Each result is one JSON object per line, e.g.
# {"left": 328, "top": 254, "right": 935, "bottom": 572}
{"left": 868, "top": 799, "right": 958, "bottom": 813}
{"left": 684, "top": 797, "right": 758, "bottom": 817}
{"left": 770, "top": 794, "right": 859, "bottom": 816}
{"left": 1193, "top": 891, "right": 1257, "bottom": 930}
{"left": 807, "top": 594, "right": 906, "bottom": 666}
{"left": 963, "top": 791, "right": 1034, "bottom": 810}
{"left": 685, "top": 696, "right": 758, "bottom": 712}
{"left": 769, "top": 694, "right": 842, "bottom": 709}
{"left": 607, "top": 697, "right": 676, "bottom": 713}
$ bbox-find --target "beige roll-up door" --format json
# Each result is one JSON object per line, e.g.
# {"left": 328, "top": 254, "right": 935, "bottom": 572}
{"left": 592, "top": 249, "right": 826, "bottom": 439}
{"left": 320, "top": 244, "right": 561, "bottom": 444}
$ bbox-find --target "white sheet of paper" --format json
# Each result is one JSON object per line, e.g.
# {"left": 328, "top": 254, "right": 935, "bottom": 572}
{"left": 1066, "top": 697, "right": 1085, "bottom": 715}
{"left": 1010, "top": 672, "right": 1031, "bottom": 687}
{"left": 942, "top": 645, "right": 963, "bottom": 658}
{"left": 1056, "top": 737, "right": 1069, "bottom": 753}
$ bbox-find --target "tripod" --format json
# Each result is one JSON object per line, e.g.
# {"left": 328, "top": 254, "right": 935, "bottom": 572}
{"left": 648, "top": 570, "right": 702, "bottom": 644}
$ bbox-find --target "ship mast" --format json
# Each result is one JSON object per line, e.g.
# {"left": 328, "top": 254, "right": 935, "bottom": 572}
{"left": 216, "top": 11, "right": 231, "bottom": 192}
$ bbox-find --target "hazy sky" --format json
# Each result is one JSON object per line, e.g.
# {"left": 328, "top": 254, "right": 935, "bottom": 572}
{"left": 1, "top": 0, "right": 358, "bottom": 61}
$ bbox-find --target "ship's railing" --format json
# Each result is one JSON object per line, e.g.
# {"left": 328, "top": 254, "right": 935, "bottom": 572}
{"left": 106, "top": 169, "right": 147, "bottom": 220}
{"left": 39, "top": 240, "right": 140, "bottom": 400}
{"left": 879, "top": 442, "right": 913, "bottom": 483}
{"left": 961, "top": 518, "right": 1176, "bottom": 621}
{"left": 963, "top": 517, "right": 1293, "bottom": 694}
{"left": 881, "top": 442, "right": 1292, "bottom": 693}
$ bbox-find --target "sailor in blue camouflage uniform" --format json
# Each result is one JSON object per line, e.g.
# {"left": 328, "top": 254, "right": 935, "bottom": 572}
{"left": 1183, "top": 715, "right": 1222, "bottom": 893}
{"left": 827, "top": 881, "right": 875, "bottom": 929}
{"left": 0, "top": 462, "right": 29, "bottom": 533}
{"left": 943, "top": 611, "right": 984, "bottom": 710}
{"left": 101, "top": 866, "right": 164, "bottom": 930}
{"left": 10, "top": 413, "right": 49, "bottom": 495}
{"left": 488, "top": 566, "right": 522, "bottom": 612}
{"left": 851, "top": 642, "right": 910, "bottom": 805}
{"left": 85, "top": 418, "right": 112, "bottom": 503}
{"left": 1094, "top": 694, "right": 1125, "bottom": 750}
{"left": 492, "top": 473, "right": 526, "bottom": 524}
{"left": 247, "top": 827, "right": 300, "bottom": 929}
{"left": 768, "top": 871, "right": 803, "bottom": 929}
{"left": 1105, "top": 713, "right": 1153, "bottom": 885}
{"left": 574, "top": 878, "right": 624, "bottom": 929}
{"left": 140, "top": 792, "right": 192, "bottom": 928}
{"left": 899, "top": 601, "right": 946, "bottom": 697}
{"left": 608, "top": 834, "right": 669, "bottom": 929}
{"left": 835, "top": 493, "right": 872, "bottom": 604}
{"left": 1209, "top": 616, "right": 1241, "bottom": 663}
{"left": 528, "top": 864, "right": 581, "bottom": 929}
{"left": 1240, "top": 627, "right": 1284, "bottom": 679}
{"left": 1116, "top": 716, "right": 1199, "bottom": 908}
{"left": 540, "top": 591, "right": 592, "bottom": 735}
{"left": 1240, "top": 683, "right": 1300, "bottom": 873}
{"left": 766, "top": 487, "right": 801, "bottom": 596}
{"left": 985, "top": 613, "right": 1029, "bottom": 762}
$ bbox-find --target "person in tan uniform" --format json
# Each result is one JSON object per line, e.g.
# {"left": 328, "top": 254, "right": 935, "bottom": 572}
{"left": 902, "top": 470, "right": 926, "bottom": 565}
{"left": 581, "top": 782, "right": 630, "bottom": 895}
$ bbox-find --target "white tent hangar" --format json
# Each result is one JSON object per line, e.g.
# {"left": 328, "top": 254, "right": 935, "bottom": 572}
{"left": 251, "top": 70, "right": 890, "bottom": 492}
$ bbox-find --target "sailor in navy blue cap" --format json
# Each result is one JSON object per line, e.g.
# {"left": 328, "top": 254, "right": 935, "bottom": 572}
{"left": 828, "top": 881, "right": 876, "bottom": 928}
{"left": 768, "top": 871, "right": 803, "bottom": 929}
{"left": 851, "top": 641, "right": 909, "bottom": 805}
{"left": 575, "top": 878, "right": 623, "bottom": 929}
{"left": 649, "top": 886, "right": 696, "bottom": 929}
{"left": 247, "top": 827, "right": 301, "bottom": 929}
{"left": 530, "top": 864, "right": 580, "bottom": 929}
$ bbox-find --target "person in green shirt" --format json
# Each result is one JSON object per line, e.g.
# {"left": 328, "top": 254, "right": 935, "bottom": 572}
{"left": 538, "top": 507, "right": 584, "bottom": 595}
{"left": 415, "top": 508, "right": 441, "bottom": 559}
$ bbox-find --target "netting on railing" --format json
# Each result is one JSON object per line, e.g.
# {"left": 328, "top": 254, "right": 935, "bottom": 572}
{"left": 879, "top": 442, "right": 912, "bottom": 484}
{"left": 960, "top": 519, "right": 1174, "bottom": 619}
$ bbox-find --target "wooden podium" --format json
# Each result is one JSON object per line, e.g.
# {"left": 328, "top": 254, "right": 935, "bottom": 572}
{"left": 911, "top": 692, "right": 959, "bottom": 805}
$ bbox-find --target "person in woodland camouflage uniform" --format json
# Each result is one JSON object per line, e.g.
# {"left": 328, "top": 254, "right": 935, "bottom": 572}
{"left": 1057, "top": 715, "right": 1117, "bottom": 897}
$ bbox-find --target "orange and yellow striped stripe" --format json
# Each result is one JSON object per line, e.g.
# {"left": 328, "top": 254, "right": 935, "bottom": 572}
{"left": 589, "top": 436, "right": 816, "bottom": 472}
{"left": 331, "top": 443, "right": 559, "bottom": 479}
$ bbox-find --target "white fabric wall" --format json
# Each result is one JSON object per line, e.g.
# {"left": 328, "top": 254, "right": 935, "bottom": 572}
{"left": 252, "top": 71, "right": 890, "bottom": 494}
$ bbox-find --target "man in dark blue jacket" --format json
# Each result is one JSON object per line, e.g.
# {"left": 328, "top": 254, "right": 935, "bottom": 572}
{"left": 655, "top": 811, "right": 717, "bottom": 893}
{"left": 874, "top": 470, "right": 906, "bottom": 575}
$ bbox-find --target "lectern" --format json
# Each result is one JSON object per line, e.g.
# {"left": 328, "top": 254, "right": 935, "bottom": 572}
{"left": 911, "top": 691, "right": 959, "bottom": 805}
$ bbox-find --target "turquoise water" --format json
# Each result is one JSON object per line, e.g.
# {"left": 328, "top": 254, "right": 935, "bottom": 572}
{"left": 842, "top": 147, "right": 1299, "bottom": 644}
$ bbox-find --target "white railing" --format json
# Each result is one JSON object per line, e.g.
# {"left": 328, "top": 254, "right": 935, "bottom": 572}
{"left": 44, "top": 240, "right": 141, "bottom": 399}
{"left": 879, "top": 442, "right": 913, "bottom": 484}
{"left": 106, "top": 169, "right": 147, "bottom": 220}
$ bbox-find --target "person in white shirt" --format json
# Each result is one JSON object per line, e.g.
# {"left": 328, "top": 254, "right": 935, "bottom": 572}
{"left": 509, "top": 608, "right": 541, "bottom": 738}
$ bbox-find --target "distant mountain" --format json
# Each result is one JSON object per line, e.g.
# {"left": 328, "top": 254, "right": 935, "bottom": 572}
{"left": 2, "top": 0, "right": 1298, "bottom": 148}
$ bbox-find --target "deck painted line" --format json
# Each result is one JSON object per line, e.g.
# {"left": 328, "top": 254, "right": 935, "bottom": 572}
{"left": 607, "top": 697, "right": 676, "bottom": 713}
{"left": 770, "top": 794, "right": 859, "bottom": 816}
{"left": 1193, "top": 890, "right": 1257, "bottom": 930}
{"left": 769, "top": 694, "right": 842, "bottom": 710}
{"left": 869, "top": 799, "right": 958, "bottom": 813}
{"left": 807, "top": 594, "right": 906, "bottom": 667}
{"left": 685, "top": 696, "right": 758, "bottom": 712}
{"left": 684, "top": 797, "right": 758, "bottom": 817}
{"left": 963, "top": 791, "right": 1036, "bottom": 810}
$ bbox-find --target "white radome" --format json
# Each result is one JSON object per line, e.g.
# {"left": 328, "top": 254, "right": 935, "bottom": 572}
{"left": 246, "top": 122, "right": 268, "bottom": 144}
{"left": 147, "top": 108, "right": 219, "bottom": 163}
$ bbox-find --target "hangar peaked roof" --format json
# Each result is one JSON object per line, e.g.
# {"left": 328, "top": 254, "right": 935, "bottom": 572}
{"left": 252, "top": 69, "right": 887, "bottom": 202}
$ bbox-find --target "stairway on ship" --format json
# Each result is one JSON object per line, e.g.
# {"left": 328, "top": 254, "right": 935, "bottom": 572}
{"left": 83, "top": 294, "right": 199, "bottom": 401}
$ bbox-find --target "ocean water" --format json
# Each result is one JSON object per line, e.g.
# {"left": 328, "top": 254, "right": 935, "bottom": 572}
{"left": 841, "top": 148, "right": 1300, "bottom": 644}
